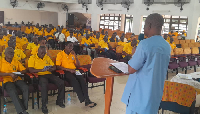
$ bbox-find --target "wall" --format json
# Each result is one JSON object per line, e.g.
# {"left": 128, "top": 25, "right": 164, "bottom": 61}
{"left": 0, "top": 8, "right": 58, "bottom": 26}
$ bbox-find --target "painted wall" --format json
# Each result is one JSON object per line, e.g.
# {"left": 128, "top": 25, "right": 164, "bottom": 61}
{"left": 0, "top": 8, "right": 58, "bottom": 26}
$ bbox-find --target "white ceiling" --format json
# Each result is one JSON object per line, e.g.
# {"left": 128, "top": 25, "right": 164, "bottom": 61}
{"left": 19, "top": 0, "right": 79, "bottom": 3}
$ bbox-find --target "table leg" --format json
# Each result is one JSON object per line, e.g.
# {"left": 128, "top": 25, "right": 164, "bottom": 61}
{"left": 104, "top": 77, "right": 114, "bottom": 114}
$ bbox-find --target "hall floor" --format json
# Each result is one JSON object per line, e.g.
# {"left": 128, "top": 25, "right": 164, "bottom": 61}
{"left": 4, "top": 67, "right": 200, "bottom": 114}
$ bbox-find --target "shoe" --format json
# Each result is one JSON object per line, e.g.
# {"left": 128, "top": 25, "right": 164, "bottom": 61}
{"left": 85, "top": 100, "right": 97, "bottom": 108}
{"left": 42, "top": 106, "right": 48, "bottom": 114}
{"left": 56, "top": 102, "right": 65, "bottom": 108}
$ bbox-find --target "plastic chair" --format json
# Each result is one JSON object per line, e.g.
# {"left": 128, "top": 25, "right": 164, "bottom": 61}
{"left": 183, "top": 48, "right": 197, "bottom": 72}
{"left": 168, "top": 49, "right": 179, "bottom": 79}
{"left": 174, "top": 48, "right": 188, "bottom": 74}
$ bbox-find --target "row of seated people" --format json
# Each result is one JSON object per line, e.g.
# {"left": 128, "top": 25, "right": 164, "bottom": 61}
{"left": 0, "top": 39, "right": 97, "bottom": 114}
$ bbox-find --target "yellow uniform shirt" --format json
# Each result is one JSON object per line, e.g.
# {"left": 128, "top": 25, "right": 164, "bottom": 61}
{"left": 28, "top": 54, "right": 54, "bottom": 75}
{"left": 35, "top": 30, "right": 43, "bottom": 36}
{"left": 25, "top": 27, "right": 33, "bottom": 34}
{"left": 169, "top": 42, "right": 176, "bottom": 49}
{"left": 99, "top": 34, "right": 105, "bottom": 41}
{"left": 0, "top": 36, "right": 9, "bottom": 47}
{"left": 7, "top": 34, "right": 12, "bottom": 38}
{"left": 26, "top": 43, "right": 38, "bottom": 50}
{"left": 123, "top": 42, "right": 133, "bottom": 55}
{"left": 56, "top": 51, "right": 76, "bottom": 70}
{"left": 118, "top": 41, "right": 126, "bottom": 46}
{"left": 2, "top": 49, "right": 26, "bottom": 61}
{"left": 184, "top": 33, "right": 187, "bottom": 36}
{"left": 16, "top": 43, "right": 23, "bottom": 51}
{"left": 173, "top": 32, "right": 178, "bottom": 37}
{"left": 81, "top": 38, "right": 92, "bottom": 45}
{"left": 33, "top": 27, "right": 39, "bottom": 34}
{"left": 0, "top": 58, "right": 25, "bottom": 86}
{"left": 31, "top": 45, "right": 40, "bottom": 55}
{"left": 65, "top": 31, "right": 70, "bottom": 38}
{"left": 44, "top": 32, "right": 54, "bottom": 40}
{"left": 89, "top": 37, "right": 99, "bottom": 44}
{"left": 16, "top": 37, "right": 29, "bottom": 48}
{"left": 98, "top": 40, "right": 109, "bottom": 49}
{"left": 73, "top": 33, "right": 77, "bottom": 38}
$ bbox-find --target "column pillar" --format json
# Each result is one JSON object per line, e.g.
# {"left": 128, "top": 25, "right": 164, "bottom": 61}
{"left": 58, "top": 12, "right": 67, "bottom": 27}
{"left": 120, "top": 14, "right": 125, "bottom": 31}
{"left": 132, "top": 15, "right": 143, "bottom": 35}
{"left": 91, "top": 14, "right": 100, "bottom": 31}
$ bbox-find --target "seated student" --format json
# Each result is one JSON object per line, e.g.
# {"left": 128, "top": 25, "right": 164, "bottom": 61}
{"left": 35, "top": 27, "right": 43, "bottom": 36}
{"left": 168, "top": 31, "right": 173, "bottom": 36}
{"left": 33, "top": 23, "right": 39, "bottom": 34}
{"left": 67, "top": 32, "right": 81, "bottom": 54}
{"left": 163, "top": 34, "right": 170, "bottom": 43}
{"left": 99, "top": 30, "right": 105, "bottom": 41}
{"left": 122, "top": 39, "right": 138, "bottom": 61}
{"left": 2, "top": 28, "right": 12, "bottom": 38}
{"left": 169, "top": 38, "right": 176, "bottom": 49}
{"left": 182, "top": 30, "right": 187, "bottom": 36}
{"left": 109, "top": 32, "right": 118, "bottom": 42}
{"left": 26, "top": 36, "right": 39, "bottom": 50}
{"left": 118, "top": 34, "right": 126, "bottom": 46}
{"left": 81, "top": 34, "right": 96, "bottom": 57}
{"left": 173, "top": 31, "right": 178, "bottom": 37}
{"left": 31, "top": 37, "right": 47, "bottom": 55}
{"left": 2, "top": 40, "right": 26, "bottom": 63}
{"left": 89, "top": 32, "right": 99, "bottom": 44}
{"left": 44, "top": 28, "right": 55, "bottom": 49}
{"left": 64, "top": 29, "right": 70, "bottom": 38}
{"left": 25, "top": 25, "right": 33, "bottom": 42}
{"left": 16, "top": 31, "right": 29, "bottom": 50}
{"left": 56, "top": 41, "right": 97, "bottom": 108}
{"left": 98, "top": 36, "right": 116, "bottom": 60}
{"left": 0, "top": 29, "right": 8, "bottom": 47}
{"left": 28, "top": 46, "right": 65, "bottom": 113}
{"left": 55, "top": 28, "right": 65, "bottom": 50}
{"left": 0, "top": 47, "right": 29, "bottom": 114}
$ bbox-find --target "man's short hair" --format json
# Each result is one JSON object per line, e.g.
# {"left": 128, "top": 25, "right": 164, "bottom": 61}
{"left": 65, "top": 41, "right": 73, "bottom": 46}
{"left": 145, "top": 13, "right": 164, "bottom": 30}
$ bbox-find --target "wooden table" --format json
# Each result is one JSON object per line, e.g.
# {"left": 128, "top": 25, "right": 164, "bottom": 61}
{"left": 90, "top": 58, "right": 126, "bottom": 114}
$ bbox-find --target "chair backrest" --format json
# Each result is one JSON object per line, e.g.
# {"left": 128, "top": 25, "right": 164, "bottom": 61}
{"left": 179, "top": 40, "right": 185, "bottom": 44}
{"left": 116, "top": 46, "right": 124, "bottom": 54}
{"left": 191, "top": 47, "right": 199, "bottom": 54}
{"left": 162, "top": 81, "right": 196, "bottom": 107}
{"left": 174, "top": 39, "right": 179, "bottom": 44}
{"left": 77, "top": 55, "right": 92, "bottom": 66}
{"left": 171, "top": 49, "right": 174, "bottom": 56}
{"left": 188, "top": 43, "right": 195, "bottom": 48}
{"left": 185, "top": 39, "right": 190, "bottom": 43}
{"left": 174, "top": 48, "right": 183, "bottom": 55}
{"left": 194, "top": 42, "right": 200, "bottom": 47}
{"left": 181, "top": 43, "right": 188, "bottom": 48}
{"left": 183, "top": 47, "right": 191, "bottom": 54}
{"left": 109, "top": 42, "right": 117, "bottom": 48}
{"left": 47, "top": 50, "right": 62, "bottom": 64}
{"left": 190, "top": 39, "right": 195, "bottom": 43}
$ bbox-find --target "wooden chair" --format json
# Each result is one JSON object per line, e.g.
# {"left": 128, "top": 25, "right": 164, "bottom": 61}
{"left": 190, "top": 39, "right": 195, "bottom": 43}
{"left": 185, "top": 39, "right": 190, "bottom": 43}
{"left": 188, "top": 43, "right": 195, "bottom": 48}
{"left": 179, "top": 40, "right": 186, "bottom": 44}
{"left": 181, "top": 43, "right": 188, "bottom": 48}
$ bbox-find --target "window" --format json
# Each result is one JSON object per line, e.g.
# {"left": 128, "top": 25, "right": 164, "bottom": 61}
{"left": 124, "top": 15, "right": 133, "bottom": 33}
{"left": 99, "top": 14, "right": 121, "bottom": 30}
{"left": 141, "top": 15, "right": 188, "bottom": 34}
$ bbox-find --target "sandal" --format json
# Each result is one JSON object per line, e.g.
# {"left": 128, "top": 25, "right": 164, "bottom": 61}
{"left": 85, "top": 101, "right": 97, "bottom": 108}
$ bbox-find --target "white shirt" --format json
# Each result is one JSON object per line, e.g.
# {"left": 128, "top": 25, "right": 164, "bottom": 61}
{"left": 67, "top": 36, "right": 78, "bottom": 43}
{"left": 55, "top": 32, "right": 65, "bottom": 43}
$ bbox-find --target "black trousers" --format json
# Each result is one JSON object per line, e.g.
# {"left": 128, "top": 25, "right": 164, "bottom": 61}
{"left": 4, "top": 80, "right": 29, "bottom": 114}
{"left": 101, "top": 50, "right": 116, "bottom": 60}
{"left": 48, "top": 39, "right": 55, "bottom": 49}
{"left": 39, "top": 74, "right": 65, "bottom": 107}
{"left": 64, "top": 71, "right": 89, "bottom": 103}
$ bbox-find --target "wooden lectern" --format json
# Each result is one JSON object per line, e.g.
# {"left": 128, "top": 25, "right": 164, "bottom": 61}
{"left": 90, "top": 58, "right": 126, "bottom": 114}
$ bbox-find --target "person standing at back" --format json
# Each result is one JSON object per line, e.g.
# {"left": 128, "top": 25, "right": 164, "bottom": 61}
{"left": 121, "top": 13, "right": 171, "bottom": 114}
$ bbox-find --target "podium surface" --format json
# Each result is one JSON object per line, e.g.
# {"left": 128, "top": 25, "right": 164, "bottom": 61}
{"left": 90, "top": 58, "right": 126, "bottom": 114}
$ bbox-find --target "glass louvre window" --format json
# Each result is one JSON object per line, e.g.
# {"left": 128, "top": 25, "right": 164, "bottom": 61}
{"left": 99, "top": 14, "right": 121, "bottom": 30}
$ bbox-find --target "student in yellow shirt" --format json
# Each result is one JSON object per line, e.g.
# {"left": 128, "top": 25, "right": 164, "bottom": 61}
{"left": 98, "top": 36, "right": 116, "bottom": 60}
{"left": 168, "top": 31, "right": 173, "bottom": 36}
{"left": 2, "top": 40, "right": 26, "bottom": 63}
{"left": 26, "top": 36, "right": 39, "bottom": 50}
{"left": 89, "top": 32, "right": 99, "bottom": 44}
{"left": 99, "top": 30, "right": 105, "bottom": 41}
{"left": 0, "top": 30, "right": 7, "bottom": 47}
{"left": 56, "top": 41, "right": 97, "bottom": 108}
{"left": 173, "top": 31, "right": 178, "bottom": 37}
{"left": 164, "top": 34, "right": 170, "bottom": 43}
{"left": 25, "top": 25, "right": 33, "bottom": 35}
{"left": 81, "top": 34, "right": 96, "bottom": 57}
{"left": 109, "top": 32, "right": 118, "bottom": 43}
{"left": 2, "top": 28, "right": 11, "bottom": 39}
{"left": 35, "top": 27, "right": 43, "bottom": 36}
{"left": 122, "top": 39, "right": 138, "bottom": 62}
{"left": 169, "top": 38, "right": 176, "bottom": 49}
{"left": 118, "top": 34, "right": 126, "bottom": 46}
{"left": 17, "top": 31, "right": 29, "bottom": 45}
{"left": 182, "top": 30, "right": 187, "bottom": 36}
{"left": 0, "top": 47, "right": 29, "bottom": 114}
{"left": 28, "top": 46, "right": 65, "bottom": 113}
{"left": 44, "top": 28, "right": 55, "bottom": 49}
{"left": 31, "top": 37, "right": 47, "bottom": 55}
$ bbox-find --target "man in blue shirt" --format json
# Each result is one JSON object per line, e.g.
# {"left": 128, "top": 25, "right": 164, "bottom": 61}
{"left": 121, "top": 13, "right": 171, "bottom": 114}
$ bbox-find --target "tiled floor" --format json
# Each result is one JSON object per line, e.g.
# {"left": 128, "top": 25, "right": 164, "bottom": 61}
{"left": 3, "top": 67, "right": 200, "bottom": 114}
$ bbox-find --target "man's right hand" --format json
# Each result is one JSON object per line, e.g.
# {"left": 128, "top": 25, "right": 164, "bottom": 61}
{"left": 9, "top": 73, "right": 18, "bottom": 80}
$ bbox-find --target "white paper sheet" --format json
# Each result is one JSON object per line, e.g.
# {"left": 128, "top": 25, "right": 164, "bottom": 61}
{"left": 176, "top": 73, "right": 193, "bottom": 80}
{"left": 110, "top": 62, "right": 128, "bottom": 74}
{"left": 76, "top": 70, "right": 82, "bottom": 75}
{"left": 13, "top": 72, "right": 24, "bottom": 75}
{"left": 189, "top": 72, "right": 200, "bottom": 79}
